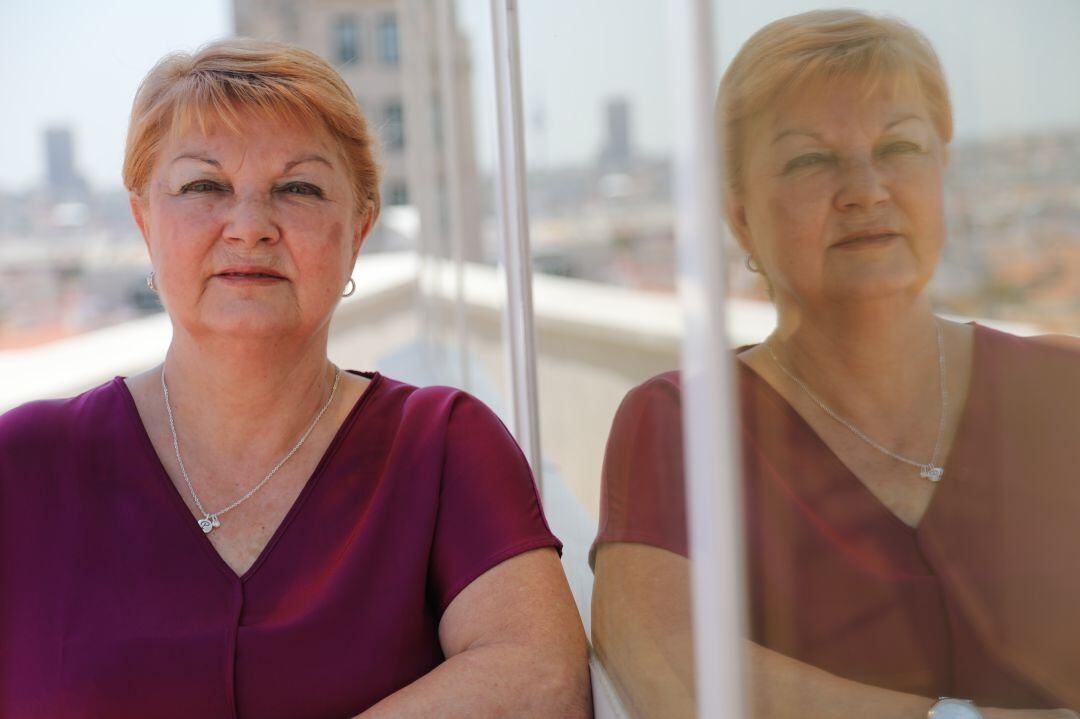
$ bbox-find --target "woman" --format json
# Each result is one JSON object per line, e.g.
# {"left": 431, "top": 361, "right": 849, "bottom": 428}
{"left": 592, "top": 10, "right": 1080, "bottom": 718}
{"left": 0, "top": 39, "right": 590, "bottom": 718}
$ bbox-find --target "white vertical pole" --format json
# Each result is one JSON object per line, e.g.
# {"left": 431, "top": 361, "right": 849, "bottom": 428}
{"left": 434, "top": 0, "right": 472, "bottom": 392}
{"left": 489, "top": 0, "right": 543, "bottom": 492}
{"left": 399, "top": 0, "right": 442, "bottom": 373}
{"left": 669, "top": 0, "right": 747, "bottom": 717}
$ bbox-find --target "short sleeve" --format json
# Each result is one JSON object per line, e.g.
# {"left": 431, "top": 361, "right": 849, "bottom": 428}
{"left": 591, "top": 372, "right": 688, "bottom": 567}
{"left": 428, "top": 394, "right": 562, "bottom": 616}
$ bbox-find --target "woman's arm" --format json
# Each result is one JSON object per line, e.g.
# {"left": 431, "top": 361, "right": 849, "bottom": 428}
{"left": 358, "top": 548, "right": 591, "bottom": 718}
{"left": 593, "top": 542, "right": 1076, "bottom": 719}
{"left": 592, "top": 542, "right": 697, "bottom": 718}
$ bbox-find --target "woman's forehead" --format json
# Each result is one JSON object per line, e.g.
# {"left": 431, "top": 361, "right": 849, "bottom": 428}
{"left": 764, "top": 74, "right": 930, "bottom": 137}
{"left": 167, "top": 96, "right": 326, "bottom": 142}
{"left": 162, "top": 106, "right": 340, "bottom": 164}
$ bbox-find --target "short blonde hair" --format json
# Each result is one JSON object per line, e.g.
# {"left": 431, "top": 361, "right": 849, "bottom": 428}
{"left": 123, "top": 38, "right": 380, "bottom": 220}
{"left": 718, "top": 9, "right": 953, "bottom": 194}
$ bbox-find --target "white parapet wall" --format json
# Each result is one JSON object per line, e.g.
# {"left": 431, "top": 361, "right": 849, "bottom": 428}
{"left": 6, "top": 249, "right": 1046, "bottom": 516}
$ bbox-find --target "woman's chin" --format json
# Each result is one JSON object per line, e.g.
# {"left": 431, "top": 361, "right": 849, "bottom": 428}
{"left": 822, "top": 267, "right": 929, "bottom": 305}
{"left": 820, "top": 244, "right": 937, "bottom": 299}
{"left": 189, "top": 309, "right": 302, "bottom": 341}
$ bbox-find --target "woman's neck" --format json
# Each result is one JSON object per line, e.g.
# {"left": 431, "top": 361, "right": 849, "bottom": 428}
{"left": 767, "top": 295, "right": 942, "bottom": 418}
{"left": 160, "top": 330, "right": 337, "bottom": 460}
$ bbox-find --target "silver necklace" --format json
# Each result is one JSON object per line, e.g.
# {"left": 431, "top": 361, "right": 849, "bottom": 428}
{"left": 160, "top": 365, "right": 342, "bottom": 533}
{"left": 764, "top": 322, "right": 948, "bottom": 482}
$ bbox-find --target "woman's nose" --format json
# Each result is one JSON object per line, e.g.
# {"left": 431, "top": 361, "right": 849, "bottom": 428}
{"left": 834, "top": 159, "right": 890, "bottom": 211}
{"left": 223, "top": 192, "right": 280, "bottom": 246}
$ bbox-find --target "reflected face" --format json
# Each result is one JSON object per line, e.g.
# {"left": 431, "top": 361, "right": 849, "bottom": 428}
{"left": 133, "top": 113, "right": 367, "bottom": 341}
{"left": 730, "top": 77, "right": 947, "bottom": 308}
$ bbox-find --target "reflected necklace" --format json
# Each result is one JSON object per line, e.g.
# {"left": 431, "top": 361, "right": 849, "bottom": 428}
{"left": 764, "top": 322, "right": 948, "bottom": 482}
{"left": 160, "top": 364, "right": 341, "bottom": 534}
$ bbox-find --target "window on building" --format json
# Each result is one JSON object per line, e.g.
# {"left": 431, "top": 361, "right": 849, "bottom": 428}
{"left": 384, "top": 101, "right": 404, "bottom": 151}
{"left": 377, "top": 13, "right": 400, "bottom": 64}
{"left": 333, "top": 16, "right": 360, "bottom": 65}
{"left": 387, "top": 182, "right": 409, "bottom": 207}
{"left": 431, "top": 94, "right": 444, "bottom": 150}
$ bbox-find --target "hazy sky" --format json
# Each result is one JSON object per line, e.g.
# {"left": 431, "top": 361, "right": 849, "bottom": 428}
{"left": 2, "top": 0, "right": 1078, "bottom": 192}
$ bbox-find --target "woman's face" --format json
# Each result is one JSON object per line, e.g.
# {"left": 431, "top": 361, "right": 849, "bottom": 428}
{"left": 132, "top": 112, "right": 370, "bottom": 342}
{"left": 728, "top": 76, "right": 947, "bottom": 310}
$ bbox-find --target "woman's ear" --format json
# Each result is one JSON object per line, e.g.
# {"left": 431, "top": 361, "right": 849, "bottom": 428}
{"left": 129, "top": 192, "right": 152, "bottom": 255}
{"left": 724, "top": 191, "right": 754, "bottom": 256}
{"left": 350, "top": 205, "right": 375, "bottom": 263}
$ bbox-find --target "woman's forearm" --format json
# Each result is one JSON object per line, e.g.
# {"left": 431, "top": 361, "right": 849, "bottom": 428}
{"left": 356, "top": 641, "right": 591, "bottom": 719}
{"left": 592, "top": 636, "right": 696, "bottom": 719}
{"left": 592, "top": 545, "right": 1073, "bottom": 719}
{"left": 748, "top": 642, "right": 1077, "bottom": 719}
{"left": 747, "top": 641, "right": 933, "bottom": 719}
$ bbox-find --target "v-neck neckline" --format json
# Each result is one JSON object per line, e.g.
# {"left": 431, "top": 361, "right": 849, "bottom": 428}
{"left": 736, "top": 324, "right": 983, "bottom": 536}
{"left": 116, "top": 370, "right": 383, "bottom": 585}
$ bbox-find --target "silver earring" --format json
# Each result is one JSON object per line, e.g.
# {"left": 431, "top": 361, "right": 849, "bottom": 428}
{"left": 147, "top": 270, "right": 157, "bottom": 292}
{"left": 342, "top": 278, "right": 356, "bottom": 297}
{"left": 744, "top": 254, "right": 762, "bottom": 274}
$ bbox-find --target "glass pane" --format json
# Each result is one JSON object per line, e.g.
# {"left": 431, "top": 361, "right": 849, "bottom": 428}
{"left": 712, "top": 1, "right": 1080, "bottom": 716}
{"left": 447, "top": 0, "right": 517, "bottom": 426}
{"left": 511, "top": 1, "right": 693, "bottom": 715}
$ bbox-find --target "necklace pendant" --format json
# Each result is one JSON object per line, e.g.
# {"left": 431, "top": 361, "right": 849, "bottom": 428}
{"left": 921, "top": 466, "right": 944, "bottom": 483}
{"left": 198, "top": 515, "right": 221, "bottom": 534}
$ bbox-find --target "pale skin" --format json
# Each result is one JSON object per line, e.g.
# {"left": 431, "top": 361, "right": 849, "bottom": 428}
{"left": 126, "top": 110, "right": 590, "bottom": 717}
{"left": 592, "top": 76, "right": 1078, "bottom": 717}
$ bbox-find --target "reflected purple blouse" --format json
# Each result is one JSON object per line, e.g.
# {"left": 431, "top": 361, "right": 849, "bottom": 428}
{"left": 0, "top": 372, "right": 560, "bottom": 718}
{"left": 594, "top": 325, "right": 1080, "bottom": 708}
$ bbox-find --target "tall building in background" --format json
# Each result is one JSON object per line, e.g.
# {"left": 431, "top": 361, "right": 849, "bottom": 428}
{"left": 233, "top": 0, "right": 482, "bottom": 259}
{"left": 598, "top": 98, "right": 632, "bottom": 171}
{"left": 43, "top": 127, "right": 88, "bottom": 203}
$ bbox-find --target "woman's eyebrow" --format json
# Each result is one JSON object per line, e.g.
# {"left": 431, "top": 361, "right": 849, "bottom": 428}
{"left": 771, "top": 129, "right": 826, "bottom": 145}
{"left": 169, "top": 154, "right": 220, "bottom": 167}
{"left": 283, "top": 155, "right": 334, "bottom": 172}
{"left": 885, "top": 114, "right": 924, "bottom": 130}
{"left": 165, "top": 154, "right": 334, "bottom": 171}
{"left": 771, "top": 114, "right": 926, "bottom": 146}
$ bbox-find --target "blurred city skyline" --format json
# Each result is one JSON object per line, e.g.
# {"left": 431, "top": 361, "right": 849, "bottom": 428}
{"left": 2, "top": 0, "right": 1079, "bottom": 193}
{"left": 0, "top": 0, "right": 1077, "bottom": 350}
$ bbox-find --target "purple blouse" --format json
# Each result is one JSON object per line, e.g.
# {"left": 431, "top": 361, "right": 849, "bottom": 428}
{"left": 0, "top": 372, "right": 560, "bottom": 718}
{"left": 593, "top": 326, "right": 1080, "bottom": 707}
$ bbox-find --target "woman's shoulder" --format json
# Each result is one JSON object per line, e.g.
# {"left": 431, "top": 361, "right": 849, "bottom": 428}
{"left": 974, "top": 323, "right": 1080, "bottom": 374}
{"left": 1024, "top": 332, "right": 1080, "bottom": 354}
{"left": 601, "top": 371, "right": 685, "bottom": 449}
{"left": 354, "top": 372, "right": 514, "bottom": 441}
{"left": 617, "top": 371, "right": 683, "bottom": 414}
{"left": 0, "top": 379, "right": 133, "bottom": 482}
{"left": 969, "top": 324, "right": 1080, "bottom": 428}
{"left": 634, "top": 370, "right": 682, "bottom": 395}
{"left": 0, "top": 378, "right": 129, "bottom": 445}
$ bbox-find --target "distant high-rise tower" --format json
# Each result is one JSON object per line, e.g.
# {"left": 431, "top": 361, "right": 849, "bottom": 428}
{"left": 44, "top": 127, "right": 87, "bottom": 202}
{"left": 599, "top": 98, "right": 633, "bottom": 170}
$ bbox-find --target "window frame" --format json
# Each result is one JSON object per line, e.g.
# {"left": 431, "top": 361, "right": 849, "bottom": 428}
{"left": 333, "top": 15, "right": 361, "bottom": 66}
{"left": 377, "top": 12, "right": 400, "bottom": 65}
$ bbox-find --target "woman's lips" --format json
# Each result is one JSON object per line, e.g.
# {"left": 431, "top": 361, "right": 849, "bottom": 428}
{"left": 214, "top": 271, "right": 286, "bottom": 284}
{"left": 833, "top": 232, "right": 900, "bottom": 249}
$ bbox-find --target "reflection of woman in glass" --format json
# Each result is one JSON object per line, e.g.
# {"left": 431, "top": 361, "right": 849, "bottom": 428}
{"left": 592, "top": 10, "right": 1080, "bottom": 718}
{"left": 0, "top": 40, "right": 589, "bottom": 717}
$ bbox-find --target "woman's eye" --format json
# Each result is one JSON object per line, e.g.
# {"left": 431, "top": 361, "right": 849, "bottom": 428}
{"left": 880, "top": 141, "right": 922, "bottom": 156}
{"left": 180, "top": 180, "right": 226, "bottom": 193}
{"left": 280, "top": 183, "right": 324, "bottom": 198}
{"left": 784, "top": 153, "right": 830, "bottom": 173}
